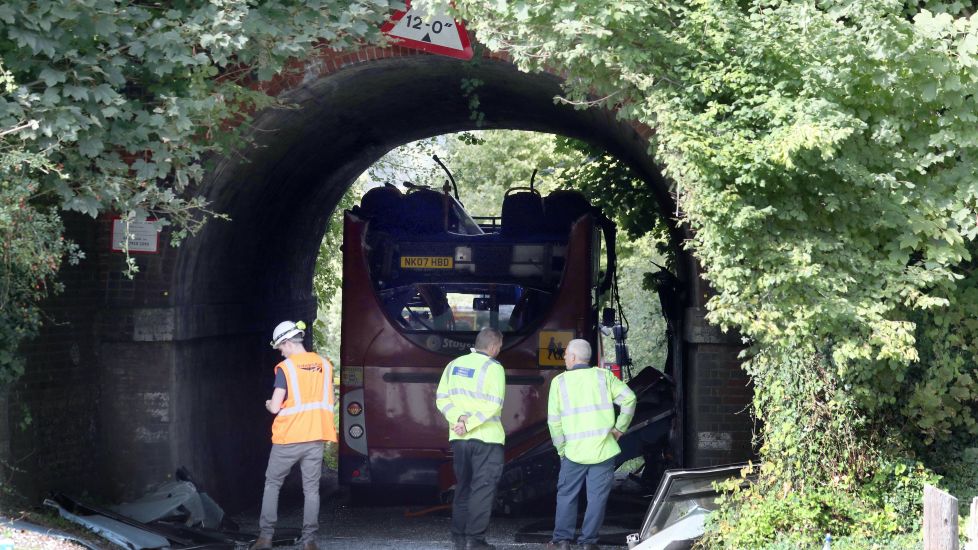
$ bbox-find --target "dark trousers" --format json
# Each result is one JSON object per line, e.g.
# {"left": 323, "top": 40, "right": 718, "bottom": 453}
{"left": 451, "top": 439, "right": 504, "bottom": 544}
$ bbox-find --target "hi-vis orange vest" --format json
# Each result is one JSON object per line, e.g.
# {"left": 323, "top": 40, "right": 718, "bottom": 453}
{"left": 271, "top": 351, "right": 337, "bottom": 445}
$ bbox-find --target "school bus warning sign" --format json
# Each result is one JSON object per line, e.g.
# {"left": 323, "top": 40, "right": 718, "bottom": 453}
{"left": 539, "top": 330, "right": 574, "bottom": 367}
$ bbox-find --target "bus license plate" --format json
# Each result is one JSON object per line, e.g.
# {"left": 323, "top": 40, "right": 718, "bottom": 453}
{"left": 400, "top": 256, "right": 454, "bottom": 269}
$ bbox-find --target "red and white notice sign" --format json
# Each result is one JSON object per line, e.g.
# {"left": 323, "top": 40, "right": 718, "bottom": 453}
{"left": 382, "top": 1, "right": 473, "bottom": 60}
{"left": 111, "top": 217, "right": 161, "bottom": 254}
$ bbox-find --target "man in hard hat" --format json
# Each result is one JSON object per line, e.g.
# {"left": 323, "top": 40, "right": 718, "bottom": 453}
{"left": 435, "top": 327, "right": 506, "bottom": 550}
{"left": 546, "top": 339, "right": 636, "bottom": 550}
{"left": 251, "top": 320, "right": 336, "bottom": 550}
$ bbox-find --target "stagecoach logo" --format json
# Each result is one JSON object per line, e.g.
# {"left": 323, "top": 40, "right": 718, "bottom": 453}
{"left": 425, "top": 335, "right": 470, "bottom": 352}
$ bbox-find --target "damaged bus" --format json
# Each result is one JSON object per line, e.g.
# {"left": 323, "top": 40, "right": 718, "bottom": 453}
{"left": 337, "top": 179, "right": 675, "bottom": 508}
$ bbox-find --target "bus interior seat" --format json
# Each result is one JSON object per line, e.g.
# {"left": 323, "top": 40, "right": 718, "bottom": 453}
{"left": 359, "top": 185, "right": 404, "bottom": 231}
{"left": 501, "top": 187, "right": 546, "bottom": 237}
{"left": 402, "top": 189, "right": 445, "bottom": 234}
{"left": 417, "top": 284, "right": 454, "bottom": 330}
{"left": 543, "top": 190, "right": 592, "bottom": 235}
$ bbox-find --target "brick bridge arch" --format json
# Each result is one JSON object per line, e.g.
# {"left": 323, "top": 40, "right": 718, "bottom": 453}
{"left": 9, "top": 47, "right": 752, "bottom": 508}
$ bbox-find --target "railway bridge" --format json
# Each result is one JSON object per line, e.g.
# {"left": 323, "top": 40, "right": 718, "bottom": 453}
{"left": 5, "top": 44, "right": 753, "bottom": 508}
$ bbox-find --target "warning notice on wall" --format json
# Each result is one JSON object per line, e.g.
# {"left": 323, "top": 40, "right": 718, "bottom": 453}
{"left": 381, "top": 1, "right": 473, "bottom": 60}
{"left": 111, "top": 217, "right": 161, "bottom": 254}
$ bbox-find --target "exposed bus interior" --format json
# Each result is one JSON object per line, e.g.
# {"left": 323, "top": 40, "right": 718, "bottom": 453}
{"left": 353, "top": 183, "right": 605, "bottom": 349}
{"left": 328, "top": 135, "right": 679, "bottom": 511}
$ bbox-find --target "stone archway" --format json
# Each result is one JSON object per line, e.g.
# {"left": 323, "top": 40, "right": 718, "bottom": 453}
{"left": 12, "top": 50, "right": 751, "bottom": 509}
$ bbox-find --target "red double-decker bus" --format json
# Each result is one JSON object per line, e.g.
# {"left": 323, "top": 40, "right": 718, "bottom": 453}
{"left": 337, "top": 183, "right": 619, "bottom": 502}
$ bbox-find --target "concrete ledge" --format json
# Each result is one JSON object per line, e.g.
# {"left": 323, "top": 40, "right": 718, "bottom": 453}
{"left": 133, "top": 308, "right": 175, "bottom": 342}
{"left": 106, "top": 300, "right": 319, "bottom": 342}
{"left": 683, "top": 307, "right": 742, "bottom": 345}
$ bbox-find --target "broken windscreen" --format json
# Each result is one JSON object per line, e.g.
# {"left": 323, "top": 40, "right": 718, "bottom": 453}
{"left": 638, "top": 463, "right": 753, "bottom": 544}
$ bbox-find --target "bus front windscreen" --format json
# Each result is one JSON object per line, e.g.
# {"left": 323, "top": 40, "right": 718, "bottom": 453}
{"left": 378, "top": 283, "right": 553, "bottom": 334}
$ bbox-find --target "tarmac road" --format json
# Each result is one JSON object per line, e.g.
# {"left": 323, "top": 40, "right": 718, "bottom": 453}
{"left": 230, "top": 469, "right": 640, "bottom": 550}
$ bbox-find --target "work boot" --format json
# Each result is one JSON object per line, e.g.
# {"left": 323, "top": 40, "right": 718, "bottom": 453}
{"left": 453, "top": 535, "right": 467, "bottom": 550}
{"left": 465, "top": 539, "right": 496, "bottom": 550}
{"left": 545, "top": 541, "right": 571, "bottom": 550}
{"left": 302, "top": 540, "right": 320, "bottom": 550}
{"left": 248, "top": 536, "right": 273, "bottom": 550}
{"left": 579, "top": 544, "right": 601, "bottom": 550}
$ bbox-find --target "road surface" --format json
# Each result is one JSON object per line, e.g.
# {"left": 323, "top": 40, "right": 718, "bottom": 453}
{"left": 230, "top": 470, "right": 643, "bottom": 549}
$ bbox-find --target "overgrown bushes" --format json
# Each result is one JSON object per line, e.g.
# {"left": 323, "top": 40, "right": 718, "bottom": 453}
{"left": 455, "top": 0, "right": 978, "bottom": 545}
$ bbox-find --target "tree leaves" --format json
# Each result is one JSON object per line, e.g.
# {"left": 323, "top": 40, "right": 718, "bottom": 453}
{"left": 0, "top": 1, "right": 390, "bottom": 383}
{"left": 455, "top": 0, "right": 978, "bottom": 542}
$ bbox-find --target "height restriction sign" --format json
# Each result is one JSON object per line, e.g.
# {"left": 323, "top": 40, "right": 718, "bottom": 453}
{"left": 381, "top": 1, "right": 473, "bottom": 60}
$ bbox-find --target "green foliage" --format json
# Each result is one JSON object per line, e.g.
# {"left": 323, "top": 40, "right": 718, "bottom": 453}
{"left": 0, "top": 148, "right": 81, "bottom": 385}
{"left": 612, "top": 234, "right": 668, "bottom": 373}
{"left": 0, "top": 1, "right": 390, "bottom": 384}
{"left": 552, "top": 138, "right": 670, "bottom": 243}
{"left": 460, "top": 78, "right": 485, "bottom": 127}
{"left": 756, "top": 534, "right": 920, "bottom": 550}
{"left": 312, "top": 183, "right": 360, "bottom": 363}
{"left": 924, "top": 441, "right": 978, "bottom": 506}
{"left": 705, "top": 457, "right": 936, "bottom": 548}
{"left": 1, "top": 0, "right": 389, "bottom": 233}
{"left": 455, "top": 0, "right": 978, "bottom": 544}
{"left": 552, "top": 138, "right": 675, "bottom": 276}
{"left": 900, "top": 249, "right": 978, "bottom": 445}
{"left": 438, "top": 130, "right": 578, "bottom": 215}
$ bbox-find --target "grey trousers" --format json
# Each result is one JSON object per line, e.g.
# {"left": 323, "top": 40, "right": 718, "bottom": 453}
{"left": 552, "top": 457, "right": 615, "bottom": 544}
{"left": 259, "top": 441, "right": 325, "bottom": 542}
{"left": 450, "top": 439, "right": 504, "bottom": 544}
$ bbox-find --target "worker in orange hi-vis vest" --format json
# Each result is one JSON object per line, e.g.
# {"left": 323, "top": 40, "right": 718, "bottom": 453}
{"left": 251, "top": 320, "right": 337, "bottom": 550}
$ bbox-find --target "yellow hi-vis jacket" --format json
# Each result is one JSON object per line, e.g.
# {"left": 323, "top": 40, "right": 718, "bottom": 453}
{"left": 272, "top": 351, "right": 337, "bottom": 445}
{"left": 548, "top": 365, "right": 637, "bottom": 464}
{"left": 435, "top": 350, "right": 506, "bottom": 445}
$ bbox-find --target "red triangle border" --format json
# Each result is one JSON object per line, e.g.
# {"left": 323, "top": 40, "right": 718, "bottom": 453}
{"left": 381, "top": 1, "right": 474, "bottom": 60}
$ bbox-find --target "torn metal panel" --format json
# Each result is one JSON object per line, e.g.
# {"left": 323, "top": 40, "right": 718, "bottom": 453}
{"left": 197, "top": 492, "right": 224, "bottom": 529}
{"left": 44, "top": 499, "right": 170, "bottom": 550}
{"left": 112, "top": 481, "right": 223, "bottom": 528}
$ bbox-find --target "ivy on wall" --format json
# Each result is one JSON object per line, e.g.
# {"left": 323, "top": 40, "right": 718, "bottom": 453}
{"left": 2, "top": 0, "right": 978, "bottom": 544}
{"left": 0, "top": 1, "right": 392, "bottom": 383}
{"left": 453, "top": 0, "right": 978, "bottom": 545}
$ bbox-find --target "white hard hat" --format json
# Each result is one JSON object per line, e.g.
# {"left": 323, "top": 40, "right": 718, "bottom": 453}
{"left": 270, "top": 320, "right": 306, "bottom": 348}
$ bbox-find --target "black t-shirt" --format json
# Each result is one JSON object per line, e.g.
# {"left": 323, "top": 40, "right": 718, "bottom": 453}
{"left": 274, "top": 367, "right": 288, "bottom": 401}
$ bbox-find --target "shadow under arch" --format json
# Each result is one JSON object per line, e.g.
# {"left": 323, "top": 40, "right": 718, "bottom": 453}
{"left": 169, "top": 54, "right": 708, "bottom": 508}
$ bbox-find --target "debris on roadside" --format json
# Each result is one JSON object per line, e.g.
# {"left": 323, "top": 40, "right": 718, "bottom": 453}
{"left": 0, "top": 516, "right": 97, "bottom": 550}
{"left": 45, "top": 468, "right": 299, "bottom": 549}
{"left": 111, "top": 479, "right": 223, "bottom": 529}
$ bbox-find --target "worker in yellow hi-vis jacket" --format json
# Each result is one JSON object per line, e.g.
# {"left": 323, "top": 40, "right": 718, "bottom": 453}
{"left": 435, "top": 327, "right": 506, "bottom": 550}
{"left": 546, "top": 339, "right": 636, "bottom": 550}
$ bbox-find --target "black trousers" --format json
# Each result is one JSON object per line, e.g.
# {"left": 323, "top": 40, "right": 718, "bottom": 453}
{"left": 450, "top": 439, "right": 504, "bottom": 543}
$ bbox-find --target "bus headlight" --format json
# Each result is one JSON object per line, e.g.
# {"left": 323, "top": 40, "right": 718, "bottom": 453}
{"left": 347, "top": 402, "right": 363, "bottom": 416}
{"left": 349, "top": 424, "right": 365, "bottom": 439}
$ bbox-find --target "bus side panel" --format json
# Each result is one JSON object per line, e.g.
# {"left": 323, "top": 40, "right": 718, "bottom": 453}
{"left": 363, "top": 365, "right": 445, "bottom": 450}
